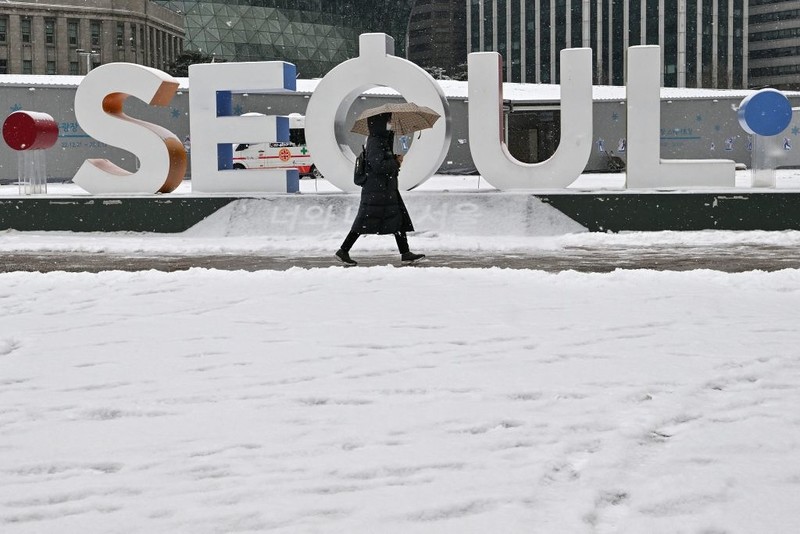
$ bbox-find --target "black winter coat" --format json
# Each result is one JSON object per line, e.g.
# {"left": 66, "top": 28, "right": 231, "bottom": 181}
{"left": 350, "top": 113, "right": 414, "bottom": 235}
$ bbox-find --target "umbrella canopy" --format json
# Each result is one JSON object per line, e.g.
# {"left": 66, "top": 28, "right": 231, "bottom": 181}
{"left": 351, "top": 102, "right": 441, "bottom": 136}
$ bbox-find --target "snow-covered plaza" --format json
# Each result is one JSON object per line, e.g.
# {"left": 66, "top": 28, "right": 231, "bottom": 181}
{"left": 2, "top": 266, "right": 800, "bottom": 533}
{"left": 1, "top": 173, "right": 799, "bottom": 532}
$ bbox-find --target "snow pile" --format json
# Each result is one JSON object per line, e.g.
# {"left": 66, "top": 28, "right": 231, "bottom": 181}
{"left": 185, "top": 192, "right": 586, "bottom": 239}
{"left": 1, "top": 267, "right": 799, "bottom": 533}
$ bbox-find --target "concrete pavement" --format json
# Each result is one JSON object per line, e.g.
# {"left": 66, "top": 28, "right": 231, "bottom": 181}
{"left": 3, "top": 244, "right": 800, "bottom": 273}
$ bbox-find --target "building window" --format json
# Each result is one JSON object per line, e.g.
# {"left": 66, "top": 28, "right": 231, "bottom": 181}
{"left": 91, "top": 20, "right": 102, "bottom": 48}
{"left": 21, "top": 17, "right": 32, "bottom": 43}
{"left": 117, "top": 22, "right": 125, "bottom": 47}
{"left": 46, "top": 60, "right": 56, "bottom": 74}
{"left": 22, "top": 60, "right": 33, "bottom": 74}
{"left": 150, "top": 27, "right": 155, "bottom": 66}
{"left": 45, "top": 18, "right": 56, "bottom": 45}
{"left": 751, "top": 45, "right": 800, "bottom": 59}
{"left": 130, "top": 24, "right": 137, "bottom": 48}
{"left": 751, "top": 8, "right": 800, "bottom": 24}
{"left": 68, "top": 19, "right": 79, "bottom": 46}
{"left": 751, "top": 27, "right": 800, "bottom": 42}
{"left": 69, "top": 61, "right": 79, "bottom": 75}
{"left": 0, "top": 59, "right": 7, "bottom": 74}
{"left": 139, "top": 26, "right": 145, "bottom": 49}
{"left": 0, "top": 17, "right": 7, "bottom": 43}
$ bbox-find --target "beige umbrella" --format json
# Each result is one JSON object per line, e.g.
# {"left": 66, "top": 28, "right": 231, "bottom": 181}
{"left": 351, "top": 102, "right": 441, "bottom": 136}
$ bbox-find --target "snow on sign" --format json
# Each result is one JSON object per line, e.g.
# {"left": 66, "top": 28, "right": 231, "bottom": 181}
{"left": 7, "top": 33, "right": 770, "bottom": 196}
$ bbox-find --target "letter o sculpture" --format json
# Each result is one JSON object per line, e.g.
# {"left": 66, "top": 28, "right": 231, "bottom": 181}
{"left": 305, "top": 33, "right": 451, "bottom": 192}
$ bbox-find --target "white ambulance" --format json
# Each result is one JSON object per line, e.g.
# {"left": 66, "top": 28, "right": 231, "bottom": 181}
{"left": 232, "top": 113, "right": 320, "bottom": 178}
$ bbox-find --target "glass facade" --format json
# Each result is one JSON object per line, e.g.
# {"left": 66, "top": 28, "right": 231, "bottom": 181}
{"left": 686, "top": 0, "right": 697, "bottom": 87}
{"left": 611, "top": 0, "right": 623, "bottom": 84}
{"left": 570, "top": 0, "right": 582, "bottom": 47}
{"left": 664, "top": 0, "right": 678, "bottom": 87}
{"left": 465, "top": 0, "right": 745, "bottom": 88}
{"left": 152, "top": 0, "right": 415, "bottom": 78}
{"left": 521, "top": 1, "right": 532, "bottom": 82}
{"left": 749, "top": 0, "right": 800, "bottom": 89}
{"left": 629, "top": 0, "right": 641, "bottom": 45}
{"left": 701, "top": 0, "right": 713, "bottom": 86}
{"left": 733, "top": 0, "right": 743, "bottom": 86}
{"left": 540, "top": 0, "right": 551, "bottom": 82}
{"left": 717, "top": 0, "right": 728, "bottom": 87}
{"left": 645, "top": 0, "right": 659, "bottom": 45}
{"left": 555, "top": 0, "right": 566, "bottom": 80}
{"left": 497, "top": 0, "right": 507, "bottom": 78}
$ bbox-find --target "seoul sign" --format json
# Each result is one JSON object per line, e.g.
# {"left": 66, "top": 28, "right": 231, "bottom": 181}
{"left": 16, "top": 33, "right": 789, "bottom": 195}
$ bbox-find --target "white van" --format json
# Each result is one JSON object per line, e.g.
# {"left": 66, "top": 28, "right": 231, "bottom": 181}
{"left": 232, "top": 113, "right": 320, "bottom": 178}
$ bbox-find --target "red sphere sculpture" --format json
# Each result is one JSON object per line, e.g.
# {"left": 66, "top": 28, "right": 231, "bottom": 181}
{"left": 2, "top": 111, "right": 59, "bottom": 151}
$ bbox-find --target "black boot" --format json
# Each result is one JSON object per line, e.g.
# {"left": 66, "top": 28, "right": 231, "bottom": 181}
{"left": 401, "top": 252, "right": 426, "bottom": 262}
{"left": 335, "top": 249, "right": 357, "bottom": 265}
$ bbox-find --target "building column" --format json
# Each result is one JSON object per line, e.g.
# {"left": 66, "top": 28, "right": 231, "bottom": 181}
{"left": 550, "top": 0, "right": 556, "bottom": 81}
{"left": 8, "top": 15, "right": 20, "bottom": 73}
{"left": 102, "top": 20, "right": 114, "bottom": 66}
{"left": 491, "top": 0, "right": 498, "bottom": 53}
{"left": 742, "top": 0, "right": 748, "bottom": 87}
{"left": 466, "top": 0, "right": 471, "bottom": 53}
{"left": 508, "top": 0, "right": 514, "bottom": 81}
{"left": 478, "top": 0, "right": 485, "bottom": 51}
{"left": 566, "top": 0, "right": 572, "bottom": 48}
{"left": 79, "top": 17, "right": 90, "bottom": 56}
{"left": 31, "top": 16, "right": 44, "bottom": 73}
{"left": 659, "top": 0, "right": 665, "bottom": 86}
{"left": 125, "top": 22, "right": 132, "bottom": 62}
{"left": 712, "top": 0, "right": 718, "bottom": 87}
{"left": 583, "top": 0, "right": 591, "bottom": 48}
{"left": 678, "top": 0, "right": 687, "bottom": 87}
{"left": 520, "top": 0, "right": 524, "bottom": 83}
{"left": 56, "top": 16, "right": 69, "bottom": 75}
{"left": 641, "top": 0, "right": 646, "bottom": 44}
{"left": 608, "top": 0, "right": 614, "bottom": 83}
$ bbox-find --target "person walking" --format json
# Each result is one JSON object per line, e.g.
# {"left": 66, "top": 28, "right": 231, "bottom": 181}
{"left": 335, "top": 112, "right": 425, "bottom": 266}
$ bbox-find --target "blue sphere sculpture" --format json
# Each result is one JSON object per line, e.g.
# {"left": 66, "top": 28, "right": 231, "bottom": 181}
{"left": 738, "top": 89, "right": 793, "bottom": 137}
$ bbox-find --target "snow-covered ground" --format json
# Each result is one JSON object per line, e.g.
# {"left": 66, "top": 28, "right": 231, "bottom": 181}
{"left": 2, "top": 172, "right": 800, "bottom": 532}
{"left": 2, "top": 267, "right": 800, "bottom": 533}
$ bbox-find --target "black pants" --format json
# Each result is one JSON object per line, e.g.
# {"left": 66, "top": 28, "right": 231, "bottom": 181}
{"left": 340, "top": 231, "right": 409, "bottom": 254}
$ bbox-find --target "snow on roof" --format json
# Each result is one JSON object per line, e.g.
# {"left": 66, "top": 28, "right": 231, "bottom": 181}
{"left": 3, "top": 74, "right": 798, "bottom": 103}
{"left": 0, "top": 74, "right": 192, "bottom": 90}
